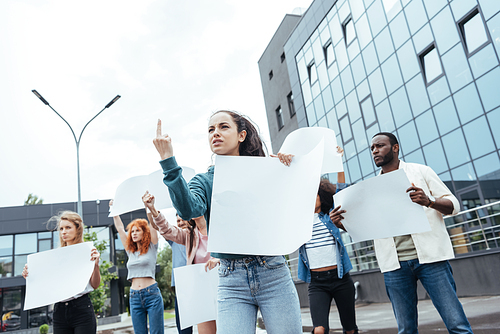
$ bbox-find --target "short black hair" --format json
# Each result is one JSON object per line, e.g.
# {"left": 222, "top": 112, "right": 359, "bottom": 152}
{"left": 372, "top": 132, "right": 399, "bottom": 146}
{"left": 317, "top": 179, "right": 337, "bottom": 214}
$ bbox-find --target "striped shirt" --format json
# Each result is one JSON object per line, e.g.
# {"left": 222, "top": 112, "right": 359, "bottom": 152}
{"left": 305, "top": 213, "right": 337, "bottom": 269}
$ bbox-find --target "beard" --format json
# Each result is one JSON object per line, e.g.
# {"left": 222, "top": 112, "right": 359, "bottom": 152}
{"left": 375, "top": 150, "right": 394, "bottom": 167}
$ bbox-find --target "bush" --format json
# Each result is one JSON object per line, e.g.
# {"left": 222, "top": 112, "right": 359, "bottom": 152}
{"left": 39, "top": 324, "right": 49, "bottom": 334}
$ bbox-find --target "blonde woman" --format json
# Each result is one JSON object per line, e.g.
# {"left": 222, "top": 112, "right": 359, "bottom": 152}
{"left": 22, "top": 211, "right": 101, "bottom": 334}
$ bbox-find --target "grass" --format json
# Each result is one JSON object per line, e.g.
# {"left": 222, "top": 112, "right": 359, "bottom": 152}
{"left": 164, "top": 310, "right": 176, "bottom": 320}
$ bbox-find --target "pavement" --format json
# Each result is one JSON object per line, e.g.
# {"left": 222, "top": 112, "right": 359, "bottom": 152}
{"left": 96, "top": 295, "right": 500, "bottom": 333}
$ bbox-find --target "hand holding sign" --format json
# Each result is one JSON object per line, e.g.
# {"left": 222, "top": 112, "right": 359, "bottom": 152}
{"left": 153, "top": 119, "right": 174, "bottom": 160}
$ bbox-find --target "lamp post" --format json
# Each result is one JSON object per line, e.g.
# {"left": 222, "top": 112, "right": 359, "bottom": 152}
{"left": 32, "top": 90, "right": 121, "bottom": 216}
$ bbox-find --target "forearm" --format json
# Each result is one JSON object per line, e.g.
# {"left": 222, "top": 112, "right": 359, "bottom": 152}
{"left": 430, "top": 198, "right": 454, "bottom": 215}
{"left": 113, "top": 216, "right": 125, "bottom": 232}
{"left": 90, "top": 262, "right": 101, "bottom": 289}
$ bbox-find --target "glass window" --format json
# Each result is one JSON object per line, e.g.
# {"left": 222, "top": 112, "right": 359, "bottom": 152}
{"left": 423, "top": 139, "right": 449, "bottom": 174}
{"left": 53, "top": 231, "right": 60, "bottom": 249}
{"left": 38, "top": 232, "right": 52, "bottom": 239}
{"left": 29, "top": 306, "right": 52, "bottom": 328}
{"left": 346, "top": 90, "right": 361, "bottom": 121}
{"left": 376, "top": 99, "right": 396, "bottom": 132}
{"left": 340, "top": 114, "right": 353, "bottom": 143}
{"left": 344, "top": 140, "right": 357, "bottom": 159}
{"left": 306, "top": 103, "right": 318, "bottom": 125}
{"left": 398, "top": 121, "right": 420, "bottom": 154}
{"left": 406, "top": 74, "right": 431, "bottom": 116}
{"left": 288, "top": 92, "right": 296, "bottom": 117}
{"left": 479, "top": 0, "right": 500, "bottom": 20}
{"left": 335, "top": 36, "right": 350, "bottom": 71}
{"left": 405, "top": 148, "right": 426, "bottom": 165}
{"left": 368, "top": 68, "right": 387, "bottom": 105}
{"left": 357, "top": 79, "right": 370, "bottom": 101}
{"left": 268, "top": 70, "right": 273, "bottom": 80}
{"left": 463, "top": 116, "right": 496, "bottom": 159}
{"left": 14, "top": 254, "right": 27, "bottom": 276}
{"left": 318, "top": 116, "right": 328, "bottom": 128}
{"left": 347, "top": 156, "right": 363, "bottom": 182}
{"left": 453, "top": 83, "right": 483, "bottom": 124}
{"left": 451, "top": 163, "right": 477, "bottom": 190}
{"left": 302, "top": 81, "right": 313, "bottom": 106}
{"left": 405, "top": 0, "right": 428, "bottom": 35}
{"left": 474, "top": 152, "right": 500, "bottom": 180}
{"left": 397, "top": 40, "right": 420, "bottom": 83}
{"left": 15, "top": 233, "right": 37, "bottom": 254}
{"left": 459, "top": 8, "right": 489, "bottom": 55}
{"left": 351, "top": 55, "right": 367, "bottom": 86}
{"left": 351, "top": 0, "right": 366, "bottom": 22}
{"left": 420, "top": 45, "right": 444, "bottom": 85}
{"left": 469, "top": 45, "right": 499, "bottom": 79}
{"left": 374, "top": 27, "right": 395, "bottom": 63}
{"left": 314, "top": 95, "right": 326, "bottom": 120}
{"left": 340, "top": 67, "right": 355, "bottom": 95}
{"left": 326, "top": 109, "right": 340, "bottom": 135}
{"left": 324, "top": 41, "right": 335, "bottom": 67}
{"left": 389, "top": 11, "right": 410, "bottom": 50}
{"left": 441, "top": 43, "right": 473, "bottom": 93}
{"left": 358, "top": 148, "right": 375, "bottom": 176}
{"left": 356, "top": 13, "right": 372, "bottom": 50}
{"left": 389, "top": 86, "right": 413, "bottom": 128}
{"left": 38, "top": 239, "right": 51, "bottom": 252}
{"left": 486, "top": 106, "right": 500, "bottom": 145}
{"left": 308, "top": 61, "right": 318, "bottom": 84}
{"left": 312, "top": 36, "right": 325, "bottom": 65}
{"left": 0, "top": 256, "right": 13, "bottom": 277}
{"left": 381, "top": 54, "right": 403, "bottom": 95}
{"left": 337, "top": 98, "right": 348, "bottom": 118}
{"left": 3, "top": 289, "right": 22, "bottom": 310}
{"left": 427, "top": 76, "right": 450, "bottom": 106}
{"left": 433, "top": 97, "right": 460, "bottom": 135}
{"left": 451, "top": 0, "right": 478, "bottom": 20}
{"left": 366, "top": 123, "right": 381, "bottom": 142}
{"left": 329, "top": 13, "right": 343, "bottom": 46}
{"left": 361, "top": 42, "right": 379, "bottom": 75}
{"left": 328, "top": 59, "right": 340, "bottom": 82}
{"left": 297, "top": 56, "right": 309, "bottom": 85}
{"left": 343, "top": 17, "right": 356, "bottom": 46}
{"left": 322, "top": 87, "right": 334, "bottom": 113}
{"left": 332, "top": 77, "right": 345, "bottom": 105}
{"left": 423, "top": 0, "right": 447, "bottom": 19}
{"left": 415, "top": 109, "right": 439, "bottom": 145}
{"left": 442, "top": 129, "right": 471, "bottom": 168}
{"left": 475, "top": 66, "right": 500, "bottom": 112}
{"left": 412, "top": 24, "right": 434, "bottom": 54}
{"left": 0, "top": 235, "right": 13, "bottom": 256}
{"left": 317, "top": 61, "right": 330, "bottom": 91}
{"left": 361, "top": 96, "right": 377, "bottom": 127}
{"left": 382, "top": 0, "right": 402, "bottom": 22}
{"left": 276, "top": 106, "right": 284, "bottom": 130}
{"left": 430, "top": 6, "right": 460, "bottom": 54}
{"left": 281, "top": 52, "right": 286, "bottom": 63}
{"left": 488, "top": 11, "right": 500, "bottom": 59}
{"left": 352, "top": 119, "right": 369, "bottom": 151}
{"left": 367, "top": 0, "right": 387, "bottom": 37}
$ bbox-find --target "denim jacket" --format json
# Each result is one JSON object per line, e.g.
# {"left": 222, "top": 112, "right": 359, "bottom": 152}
{"left": 298, "top": 211, "right": 353, "bottom": 283}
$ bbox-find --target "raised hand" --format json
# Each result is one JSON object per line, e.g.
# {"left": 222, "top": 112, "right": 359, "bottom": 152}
{"left": 329, "top": 205, "right": 347, "bottom": 231}
{"left": 22, "top": 264, "right": 28, "bottom": 279}
{"left": 336, "top": 145, "right": 344, "bottom": 157}
{"left": 153, "top": 119, "right": 174, "bottom": 160}
{"left": 90, "top": 248, "right": 100, "bottom": 263}
{"left": 142, "top": 191, "right": 159, "bottom": 217}
{"left": 270, "top": 152, "right": 294, "bottom": 166}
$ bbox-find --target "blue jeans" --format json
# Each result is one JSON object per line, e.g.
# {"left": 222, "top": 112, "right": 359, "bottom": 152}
{"left": 130, "top": 283, "right": 164, "bottom": 334}
{"left": 217, "top": 256, "right": 302, "bottom": 334}
{"left": 383, "top": 260, "right": 472, "bottom": 334}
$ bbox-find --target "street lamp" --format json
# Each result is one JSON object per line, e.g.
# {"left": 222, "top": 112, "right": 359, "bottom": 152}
{"left": 32, "top": 90, "right": 121, "bottom": 216}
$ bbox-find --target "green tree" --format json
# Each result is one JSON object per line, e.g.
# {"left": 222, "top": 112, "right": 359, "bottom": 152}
{"left": 156, "top": 245, "right": 175, "bottom": 309}
{"left": 84, "top": 228, "right": 118, "bottom": 316}
{"left": 24, "top": 193, "right": 43, "bottom": 205}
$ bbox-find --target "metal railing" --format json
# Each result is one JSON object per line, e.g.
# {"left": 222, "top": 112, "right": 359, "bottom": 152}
{"left": 287, "top": 200, "right": 500, "bottom": 278}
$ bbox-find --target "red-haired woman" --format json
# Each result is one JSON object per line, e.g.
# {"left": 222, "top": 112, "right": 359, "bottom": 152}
{"left": 112, "top": 194, "right": 163, "bottom": 334}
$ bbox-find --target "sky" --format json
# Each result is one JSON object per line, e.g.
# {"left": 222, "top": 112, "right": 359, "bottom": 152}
{"left": 0, "top": 0, "right": 313, "bottom": 208}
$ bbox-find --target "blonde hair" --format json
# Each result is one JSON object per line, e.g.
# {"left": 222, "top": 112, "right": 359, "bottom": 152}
{"left": 52, "top": 211, "right": 84, "bottom": 247}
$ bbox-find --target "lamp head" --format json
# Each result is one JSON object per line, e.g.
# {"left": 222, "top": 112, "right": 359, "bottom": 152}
{"left": 32, "top": 90, "right": 50, "bottom": 105}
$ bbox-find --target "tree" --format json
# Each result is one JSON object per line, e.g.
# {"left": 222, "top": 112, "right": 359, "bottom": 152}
{"left": 84, "top": 228, "right": 118, "bottom": 316}
{"left": 24, "top": 193, "right": 43, "bottom": 205}
{"left": 156, "top": 245, "right": 175, "bottom": 309}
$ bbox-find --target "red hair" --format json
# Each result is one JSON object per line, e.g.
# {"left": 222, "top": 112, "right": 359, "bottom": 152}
{"left": 125, "top": 219, "right": 152, "bottom": 255}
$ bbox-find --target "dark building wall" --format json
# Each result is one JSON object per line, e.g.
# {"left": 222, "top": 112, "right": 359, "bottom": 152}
{"left": 258, "top": 14, "right": 302, "bottom": 154}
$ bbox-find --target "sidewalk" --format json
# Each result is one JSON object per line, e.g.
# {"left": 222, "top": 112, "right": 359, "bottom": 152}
{"left": 97, "top": 295, "right": 500, "bottom": 333}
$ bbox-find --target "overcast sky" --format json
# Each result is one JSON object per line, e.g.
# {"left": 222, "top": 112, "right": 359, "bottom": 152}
{"left": 0, "top": 0, "right": 313, "bottom": 208}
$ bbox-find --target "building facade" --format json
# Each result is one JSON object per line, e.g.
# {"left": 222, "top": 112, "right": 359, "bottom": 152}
{"left": 260, "top": 0, "right": 500, "bottom": 280}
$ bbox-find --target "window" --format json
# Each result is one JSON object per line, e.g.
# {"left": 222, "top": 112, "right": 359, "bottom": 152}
{"left": 360, "top": 96, "right": 377, "bottom": 128}
{"left": 419, "top": 43, "right": 444, "bottom": 85}
{"left": 268, "top": 70, "right": 273, "bottom": 80}
{"left": 280, "top": 52, "right": 286, "bottom": 63}
{"left": 458, "top": 8, "right": 489, "bottom": 56}
{"left": 323, "top": 41, "right": 335, "bottom": 67}
{"left": 342, "top": 16, "right": 356, "bottom": 47}
{"left": 287, "top": 92, "right": 296, "bottom": 117}
{"left": 307, "top": 61, "right": 318, "bottom": 84}
{"left": 276, "top": 106, "right": 284, "bottom": 130}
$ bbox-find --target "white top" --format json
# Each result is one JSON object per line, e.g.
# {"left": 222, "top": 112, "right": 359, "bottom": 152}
{"left": 373, "top": 161, "right": 460, "bottom": 273}
{"left": 60, "top": 281, "right": 94, "bottom": 302}
{"left": 305, "top": 213, "right": 337, "bottom": 269}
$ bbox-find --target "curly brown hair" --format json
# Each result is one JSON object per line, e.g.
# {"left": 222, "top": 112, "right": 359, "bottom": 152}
{"left": 126, "top": 219, "right": 152, "bottom": 255}
{"left": 317, "top": 179, "right": 338, "bottom": 214}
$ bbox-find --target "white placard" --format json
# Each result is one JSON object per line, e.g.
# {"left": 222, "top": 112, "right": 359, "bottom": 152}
{"left": 174, "top": 264, "right": 219, "bottom": 329}
{"left": 109, "top": 167, "right": 195, "bottom": 217}
{"left": 279, "top": 127, "right": 343, "bottom": 174}
{"left": 333, "top": 169, "right": 431, "bottom": 242}
{"left": 207, "top": 141, "right": 324, "bottom": 255}
{"left": 24, "top": 242, "right": 95, "bottom": 310}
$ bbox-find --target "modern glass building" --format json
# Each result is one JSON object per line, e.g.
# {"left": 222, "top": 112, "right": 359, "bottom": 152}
{"left": 260, "top": 0, "right": 500, "bottom": 275}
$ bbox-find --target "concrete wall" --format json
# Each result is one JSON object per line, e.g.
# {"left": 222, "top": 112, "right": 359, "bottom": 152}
{"left": 295, "top": 249, "right": 500, "bottom": 307}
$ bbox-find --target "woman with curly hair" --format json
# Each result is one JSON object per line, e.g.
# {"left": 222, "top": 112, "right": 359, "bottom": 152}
{"left": 112, "top": 193, "right": 163, "bottom": 334}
